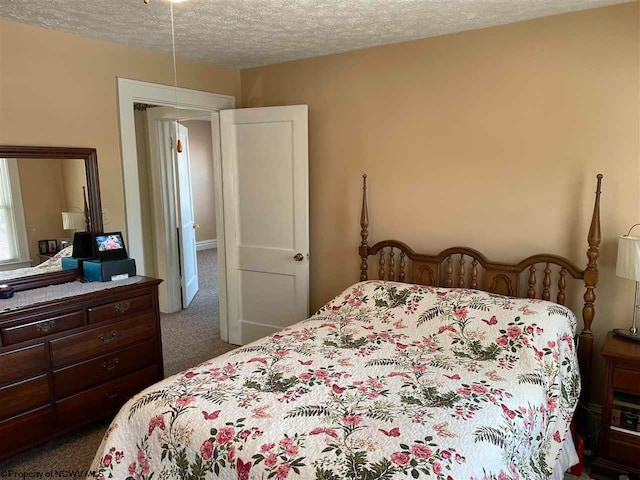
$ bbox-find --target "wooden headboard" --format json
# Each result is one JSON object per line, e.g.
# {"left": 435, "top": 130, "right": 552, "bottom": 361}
{"left": 357, "top": 173, "right": 603, "bottom": 410}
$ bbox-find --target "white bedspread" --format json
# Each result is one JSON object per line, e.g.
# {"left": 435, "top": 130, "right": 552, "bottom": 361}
{"left": 92, "top": 281, "right": 580, "bottom": 480}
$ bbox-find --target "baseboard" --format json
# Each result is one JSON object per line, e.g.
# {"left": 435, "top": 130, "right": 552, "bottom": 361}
{"left": 196, "top": 239, "right": 217, "bottom": 251}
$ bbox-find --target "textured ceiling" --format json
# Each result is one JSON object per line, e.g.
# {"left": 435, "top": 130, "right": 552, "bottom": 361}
{"left": 0, "top": 0, "right": 631, "bottom": 69}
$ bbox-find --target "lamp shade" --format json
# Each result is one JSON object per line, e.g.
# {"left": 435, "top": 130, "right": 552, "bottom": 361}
{"left": 61, "top": 211, "right": 86, "bottom": 231}
{"left": 616, "top": 235, "right": 640, "bottom": 281}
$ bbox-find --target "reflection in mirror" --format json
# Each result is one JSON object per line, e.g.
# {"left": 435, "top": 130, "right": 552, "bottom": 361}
{"left": 0, "top": 158, "right": 87, "bottom": 281}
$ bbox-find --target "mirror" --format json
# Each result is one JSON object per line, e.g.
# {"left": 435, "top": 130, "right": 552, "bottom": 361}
{"left": 0, "top": 146, "right": 102, "bottom": 290}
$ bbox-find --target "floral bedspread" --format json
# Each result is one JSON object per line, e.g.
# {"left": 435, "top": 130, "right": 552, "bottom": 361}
{"left": 91, "top": 281, "right": 580, "bottom": 480}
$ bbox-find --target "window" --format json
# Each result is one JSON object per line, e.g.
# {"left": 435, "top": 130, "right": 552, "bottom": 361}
{"left": 0, "top": 159, "right": 29, "bottom": 265}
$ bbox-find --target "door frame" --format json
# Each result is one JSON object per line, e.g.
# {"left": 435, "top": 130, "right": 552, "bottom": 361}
{"left": 146, "top": 108, "right": 207, "bottom": 313}
{"left": 117, "top": 78, "right": 234, "bottom": 340}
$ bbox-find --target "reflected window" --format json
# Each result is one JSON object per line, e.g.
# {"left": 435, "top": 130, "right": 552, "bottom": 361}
{"left": 0, "top": 159, "right": 29, "bottom": 265}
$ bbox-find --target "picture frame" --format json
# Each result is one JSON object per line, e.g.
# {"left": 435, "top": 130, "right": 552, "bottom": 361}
{"left": 38, "top": 240, "right": 49, "bottom": 255}
{"left": 47, "top": 240, "right": 58, "bottom": 254}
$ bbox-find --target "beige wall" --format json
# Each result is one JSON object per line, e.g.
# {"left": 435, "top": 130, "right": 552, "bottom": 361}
{"left": 17, "top": 159, "right": 68, "bottom": 263}
{"left": 181, "top": 120, "right": 217, "bottom": 243}
{"left": 61, "top": 159, "right": 88, "bottom": 215}
{"left": 17, "top": 158, "right": 86, "bottom": 264}
{"left": 0, "top": 18, "right": 241, "bottom": 241}
{"left": 241, "top": 2, "right": 640, "bottom": 403}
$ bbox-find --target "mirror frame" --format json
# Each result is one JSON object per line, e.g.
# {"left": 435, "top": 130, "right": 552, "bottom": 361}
{"left": 0, "top": 146, "right": 103, "bottom": 291}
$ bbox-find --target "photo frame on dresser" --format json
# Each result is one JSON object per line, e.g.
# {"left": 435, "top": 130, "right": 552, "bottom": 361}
{"left": 47, "top": 240, "right": 58, "bottom": 254}
{"left": 38, "top": 241, "right": 49, "bottom": 255}
{"left": 0, "top": 146, "right": 103, "bottom": 291}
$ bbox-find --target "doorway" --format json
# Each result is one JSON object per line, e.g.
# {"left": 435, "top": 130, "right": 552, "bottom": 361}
{"left": 117, "top": 78, "right": 233, "bottom": 341}
{"left": 118, "top": 79, "right": 310, "bottom": 347}
{"left": 134, "top": 104, "right": 219, "bottom": 311}
{"left": 132, "top": 103, "right": 227, "bottom": 371}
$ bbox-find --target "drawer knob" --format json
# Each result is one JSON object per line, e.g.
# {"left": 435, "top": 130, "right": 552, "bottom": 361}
{"left": 35, "top": 320, "right": 55, "bottom": 333}
{"left": 114, "top": 302, "right": 131, "bottom": 314}
{"left": 101, "top": 358, "right": 120, "bottom": 371}
{"left": 98, "top": 331, "right": 119, "bottom": 343}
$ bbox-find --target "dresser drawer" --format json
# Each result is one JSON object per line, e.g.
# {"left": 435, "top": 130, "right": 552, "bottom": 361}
{"left": 88, "top": 294, "right": 153, "bottom": 325}
{"left": 54, "top": 341, "right": 157, "bottom": 399}
{"left": 0, "top": 344, "right": 46, "bottom": 386}
{"left": 56, "top": 365, "right": 159, "bottom": 427}
{"left": 612, "top": 368, "right": 640, "bottom": 395}
{"left": 50, "top": 313, "right": 156, "bottom": 368}
{"left": 0, "top": 406, "right": 55, "bottom": 460}
{"left": 0, "top": 375, "right": 50, "bottom": 420}
{"left": 1, "top": 311, "right": 84, "bottom": 346}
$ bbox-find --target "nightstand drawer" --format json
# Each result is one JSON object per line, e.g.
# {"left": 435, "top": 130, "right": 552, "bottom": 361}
{"left": 613, "top": 368, "right": 640, "bottom": 395}
{"left": 608, "top": 430, "right": 640, "bottom": 467}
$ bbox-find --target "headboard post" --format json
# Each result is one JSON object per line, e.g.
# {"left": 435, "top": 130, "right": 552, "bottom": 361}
{"left": 359, "top": 174, "right": 370, "bottom": 281}
{"left": 578, "top": 174, "right": 603, "bottom": 407}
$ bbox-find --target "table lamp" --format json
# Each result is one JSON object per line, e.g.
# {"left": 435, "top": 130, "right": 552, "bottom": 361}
{"left": 615, "top": 225, "right": 640, "bottom": 341}
{"left": 61, "top": 211, "right": 86, "bottom": 232}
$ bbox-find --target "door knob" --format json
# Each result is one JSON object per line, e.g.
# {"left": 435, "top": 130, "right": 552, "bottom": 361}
{"left": 193, "top": 223, "right": 201, "bottom": 229}
{"left": 293, "top": 253, "right": 304, "bottom": 262}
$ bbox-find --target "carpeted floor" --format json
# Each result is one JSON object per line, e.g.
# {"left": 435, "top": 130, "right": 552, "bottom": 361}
{"left": 159, "top": 249, "right": 236, "bottom": 377}
{"left": 0, "top": 249, "right": 236, "bottom": 474}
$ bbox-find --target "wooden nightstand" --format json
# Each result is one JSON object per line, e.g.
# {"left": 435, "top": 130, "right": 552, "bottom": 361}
{"left": 591, "top": 332, "right": 640, "bottom": 479}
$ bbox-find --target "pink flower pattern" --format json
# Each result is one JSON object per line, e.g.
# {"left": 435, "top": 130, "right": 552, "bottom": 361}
{"left": 92, "top": 281, "right": 579, "bottom": 480}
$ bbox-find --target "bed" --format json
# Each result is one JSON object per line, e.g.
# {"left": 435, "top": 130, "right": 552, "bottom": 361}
{"left": 91, "top": 174, "right": 602, "bottom": 480}
{"left": 0, "top": 245, "right": 74, "bottom": 282}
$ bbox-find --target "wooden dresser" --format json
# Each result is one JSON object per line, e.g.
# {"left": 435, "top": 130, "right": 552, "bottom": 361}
{"left": 0, "top": 277, "right": 163, "bottom": 461}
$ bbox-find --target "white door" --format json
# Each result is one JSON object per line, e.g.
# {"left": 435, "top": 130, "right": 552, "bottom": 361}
{"left": 221, "top": 105, "right": 309, "bottom": 345}
{"left": 174, "top": 124, "right": 199, "bottom": 307}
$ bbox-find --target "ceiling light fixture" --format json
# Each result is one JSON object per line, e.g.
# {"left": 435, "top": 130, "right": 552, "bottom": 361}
{"left": 144, "top": 0, "right": 183, "bottom": 152}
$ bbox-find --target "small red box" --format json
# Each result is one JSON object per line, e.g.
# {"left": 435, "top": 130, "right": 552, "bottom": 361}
{"left": 568, "top": 426, "right": 584, "bottom": 476}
